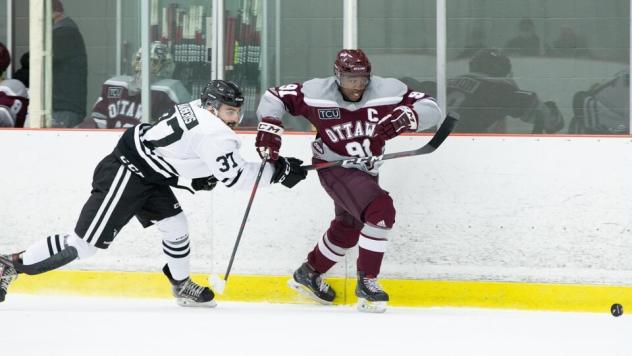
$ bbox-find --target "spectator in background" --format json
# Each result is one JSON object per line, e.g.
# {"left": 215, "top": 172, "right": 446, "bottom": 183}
{"left": 503, "top": 18, "right": 541, "bottom": 56}
{"left": 0, "top": 42, "right": 9, "bottom": 80}
{"left": 0, "top": 42, "right": 29, "bottom": 128}
{"left": 548, "top": 26, "right": 591, "bottom": 58}
{"left": 52, "top": 0, "right": 87, "bottom": 128}
{"left": 416, "top": 49, "right": 564, "bottom": 134}
{"left": 77, "top": 42, "right": 190, "bottom": 129}
{"left": 458, "top": 27, "right": 488, "bottom": 59}
{"left": 13, "top": 52, "right": 29, "bottom": 88}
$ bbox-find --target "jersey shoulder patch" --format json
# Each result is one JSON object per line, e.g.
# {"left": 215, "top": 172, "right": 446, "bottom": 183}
{"left": 176, "top": 102, "right": 199, "bottom": 130}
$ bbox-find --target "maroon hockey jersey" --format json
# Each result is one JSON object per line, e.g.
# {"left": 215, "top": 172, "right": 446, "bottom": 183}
{"left": 257, "top": 76, "right": 441, "bottom": 173}
{"left": 0, "top": 79, "right": 29, "bottom": 128}
{"left": 78, "top": 76, "right": 190, "bottom": 129}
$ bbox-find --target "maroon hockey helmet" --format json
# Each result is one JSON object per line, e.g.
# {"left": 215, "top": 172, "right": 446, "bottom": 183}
{"left": 0, "top": 42, "right": 10, "bottom": 75}
{"left": 334, "top": 49, "right": 371, "bottom": 78}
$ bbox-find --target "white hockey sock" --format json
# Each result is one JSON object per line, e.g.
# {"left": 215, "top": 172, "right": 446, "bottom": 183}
{"left": 22, "top": 234, "right": 67, "bottom": 265}
{"left": 163, "top": 236, "right": 190, "bottom": 281}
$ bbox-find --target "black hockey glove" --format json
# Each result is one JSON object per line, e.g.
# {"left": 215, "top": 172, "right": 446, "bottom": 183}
{"left": 271, "top": 157, "right": 307, "bottom": 188}
{"left": 192, "top": 176, "right": 218, "bottom": 191}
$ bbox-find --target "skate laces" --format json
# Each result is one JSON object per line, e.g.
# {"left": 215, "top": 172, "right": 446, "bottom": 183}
{"left": 0, "top": 265, "right": 16, "bottom": 292}
{"left": 179, "top": 279, "right": 205, "bottom": 298}
{"left": 362, "top": 277, "right": 383, "bottom": 293}
{"left": 0, "top": 257, "right": 17, "bottom": 281}
{"left": 315, "top": 275, "right": 330, "bottom": 293}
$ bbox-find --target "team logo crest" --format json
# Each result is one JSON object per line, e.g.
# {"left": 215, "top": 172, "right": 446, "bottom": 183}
{"left": 318, "top": 108, "right": 341, "bottom": 120}
{"left": 312, "top": 141, "right": 325, "bottom": 155}
{"left": 107, "top": 87, "right": 123, "bottom": 98}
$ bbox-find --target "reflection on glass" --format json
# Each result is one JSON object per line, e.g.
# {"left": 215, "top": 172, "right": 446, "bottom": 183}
{"left": 51, "top": 0, "right": 88, "bottom": 128}
{"left": 447, "top": 0, "right": 629, "bottom": 134}
{"left": 245, "top": 0, "right": 343, "bottom": 131}
{"left": 224, "top": 0, "right": 264, "bottom": 129}
{"left": 358, "top": 0, "right": 437, "bottom": 94}
{"left": 149, "top": 0, "right": 206, "bottom": 118}
{"left": 81, "top": 0, "right": 199, "bottom": 129}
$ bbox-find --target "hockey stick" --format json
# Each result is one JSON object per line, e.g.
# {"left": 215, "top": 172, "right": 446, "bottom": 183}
{"left": 303, "top": 115, "right": 458, "bottom": 171}
{"left": 208, "top": 152, "right": 269, "bottom": 294}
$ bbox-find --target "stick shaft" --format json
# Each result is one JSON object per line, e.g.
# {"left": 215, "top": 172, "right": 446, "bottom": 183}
{"left": 223, "top": 154, "right": 269, "bottom": 281}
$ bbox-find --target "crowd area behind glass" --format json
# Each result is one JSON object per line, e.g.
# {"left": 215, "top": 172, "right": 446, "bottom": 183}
{"left": 0, "top": 0, "right": 629, "bottom": 134}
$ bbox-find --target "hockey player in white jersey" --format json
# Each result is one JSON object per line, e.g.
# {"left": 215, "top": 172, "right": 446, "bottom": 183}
{"left": 0, "top": 80, "right": 307, "bottom": 307}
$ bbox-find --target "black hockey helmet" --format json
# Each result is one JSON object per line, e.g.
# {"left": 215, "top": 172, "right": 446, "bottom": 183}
{"left": 469, "top": 48, "right": 512, "bottom": 78}
{"left": 201, "top": 80, "right": 245, "bottom": 110}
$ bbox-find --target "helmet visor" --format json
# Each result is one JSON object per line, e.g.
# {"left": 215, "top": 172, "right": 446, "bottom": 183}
{"left": 337, "top": 74, "right": 370, "bottom": 90}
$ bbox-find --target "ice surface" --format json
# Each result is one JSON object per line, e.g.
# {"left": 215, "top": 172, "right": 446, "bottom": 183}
{"left": 1, "top": 294, "right": 631, "bottom": 356}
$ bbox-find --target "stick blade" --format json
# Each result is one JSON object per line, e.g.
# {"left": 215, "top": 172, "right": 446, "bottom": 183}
{"left": 427, "top": 115, "right": 458, "bottom": 149}
{"left": 208, "top": 274, "right": 226, "bottom": 295}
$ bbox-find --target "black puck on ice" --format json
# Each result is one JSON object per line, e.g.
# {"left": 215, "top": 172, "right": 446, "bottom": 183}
{"left": 611, "top": 303, "right": 623, "bottom": 317}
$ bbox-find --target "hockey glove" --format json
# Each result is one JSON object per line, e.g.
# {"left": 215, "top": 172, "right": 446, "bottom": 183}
{"left": 374, "top": 105, "right": 419, "bottom": 141}
{"left": 192, "top": 176, "right": 218, "bottom": 191}
{"left": 271, "top": 157, "right": 307, "bottom": 188}
{"left": 542, "top": 101, "right": 564, "bottom": 133}
{"left": 256, "top": 117, "right": 284, "bottom": 161}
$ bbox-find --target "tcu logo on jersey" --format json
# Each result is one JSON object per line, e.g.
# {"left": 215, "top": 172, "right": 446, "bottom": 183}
{"left": 107, "top": 87, "right": 123, "bottom": 99}
{"left": 318, "top": 108, "right": 341, "bottom": 120}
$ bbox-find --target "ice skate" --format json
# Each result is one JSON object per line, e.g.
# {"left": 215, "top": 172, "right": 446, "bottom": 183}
{"left": 163, "top": 265, "right": 216, "bottom": 308}
{"left": 0, "top": 254, "right": 19, "bottom": 303}
{"left": 288, "top": 262, "right": 335, "bottom": 305}
{"left": 355, "top": 272, "right": 389, "bottom": 313}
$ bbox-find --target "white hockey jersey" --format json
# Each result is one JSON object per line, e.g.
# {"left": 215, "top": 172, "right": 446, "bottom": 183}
{"left": 114, "top": 99, "right": 275, "bottom": 191}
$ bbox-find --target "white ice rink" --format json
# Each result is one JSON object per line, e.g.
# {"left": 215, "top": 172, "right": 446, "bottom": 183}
{"left": 2, "top": 294, "right": 631, "bottom": 356}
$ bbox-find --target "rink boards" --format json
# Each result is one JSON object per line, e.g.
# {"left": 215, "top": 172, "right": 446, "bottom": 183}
{"left": 2, "top": 128, "right": 632, "bottom": 311}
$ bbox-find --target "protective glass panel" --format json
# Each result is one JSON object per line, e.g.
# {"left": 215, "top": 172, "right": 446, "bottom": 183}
{"left": 447, "top": 0, "right": 629, "bottom": 134}
{"left": 358, "top": 0, "right": 437, "bottom": 97}
{"left": 148, "top": 0, "right": 208, "bottom": 111}
{"left": 238, "top": 0, "right": 342, "bottom": 131}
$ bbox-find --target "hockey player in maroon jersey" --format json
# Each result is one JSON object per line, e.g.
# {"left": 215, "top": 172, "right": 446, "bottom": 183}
{"left": 255, "top": 49, "right": 443, "bottom": 312}
{"left": 0, "top": 79, "right": 29, "bottom": 128}
{"left": 77, "top": 42, "right": 190, "bottom": 129}
{"left": 0, "top": 42, "right": 29, "bottom": 128}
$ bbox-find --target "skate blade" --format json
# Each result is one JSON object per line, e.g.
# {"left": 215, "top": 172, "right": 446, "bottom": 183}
{"left": 287, "top": 279, "right": 333, "bottom": 305}
{"left": 176, "top": 298, "right": 217, "bottom": 308}
{"left": 356, "top": 298, "right": 387, "bottom": 313}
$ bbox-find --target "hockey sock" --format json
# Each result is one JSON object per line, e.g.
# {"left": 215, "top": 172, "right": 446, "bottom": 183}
{"left": 307, "top": 220, "right": 360, "bottom": 273}
{"left": 357, "top": 224, "right": 389, "bottom": 277}
{"left": 16, "top": 234, "right": 78, "bottom": 275}
{"left": 162, "top": 235, "right": 190, "bottom": 281}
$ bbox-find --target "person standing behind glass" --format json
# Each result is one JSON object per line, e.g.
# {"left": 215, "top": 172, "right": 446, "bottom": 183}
{"left": 51, "top": 0, "right": 87, "bottom": 128}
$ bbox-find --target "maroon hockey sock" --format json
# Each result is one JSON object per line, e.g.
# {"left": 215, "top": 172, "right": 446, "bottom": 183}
{"left": 357, "top": 247, "right": 384, "bottom": 277}
{"left": 307, "top": 246, "right": 338, "bottom": 274}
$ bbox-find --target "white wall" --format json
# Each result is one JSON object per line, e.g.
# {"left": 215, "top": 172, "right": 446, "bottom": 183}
{"left": 2, "top": 129, "right": 632, "bottom": 285}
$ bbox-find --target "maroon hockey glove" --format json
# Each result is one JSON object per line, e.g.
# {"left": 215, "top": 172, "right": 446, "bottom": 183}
{"left": 256, "top": 117, "right": 284, "bottom": 161}
{"left": 374, "top": 105, "right": 419, "bottom": 141}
